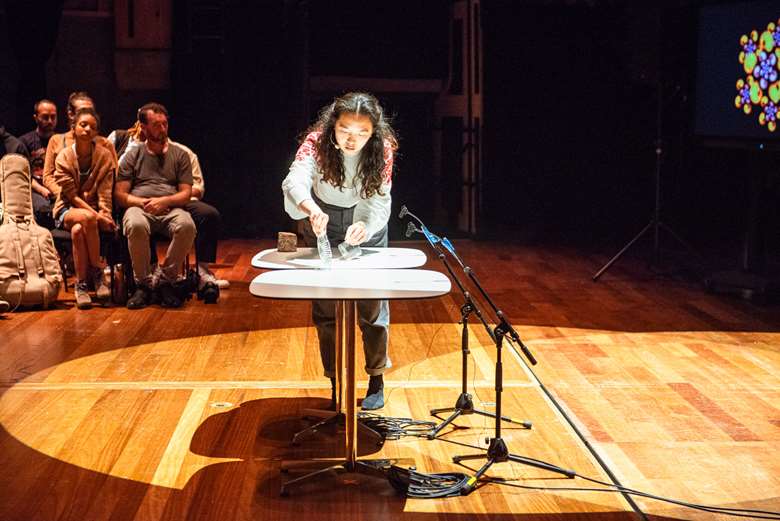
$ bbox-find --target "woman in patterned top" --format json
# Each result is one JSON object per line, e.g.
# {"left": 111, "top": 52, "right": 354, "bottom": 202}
{"left": 282, "top": 92, "right": 398, "bottom": 410}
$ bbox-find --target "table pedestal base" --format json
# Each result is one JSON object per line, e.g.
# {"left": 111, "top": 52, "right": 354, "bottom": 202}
{"left": 292, "top": 409, "right": 384, "bottom": 447}
{"left": 280, "top": 458, "right": 415, "bottom": 496}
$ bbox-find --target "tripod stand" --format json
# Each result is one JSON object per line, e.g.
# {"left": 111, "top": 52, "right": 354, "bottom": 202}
{"left": 399, "top": 206, "right": 573, "bottom": 485}
{"left": 426, "top": 251, "right": 531, "bottom": 439}
{"left": 443, "top": 257, "right": 574, "bottom": 483}
{"left": 592, "top": 14, "right": 696, "bottom": 281}
{"left": 592, "top": 136, "right": 696, "bottom": 281}
{"left": 400, "top": 207, "right": 531, "bottom": 439}
{"left": 453, "top": 319, "right": 574, "bottom": 482}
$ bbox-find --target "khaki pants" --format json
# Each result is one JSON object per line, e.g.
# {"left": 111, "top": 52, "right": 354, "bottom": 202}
{"left": 123, "top": 207, "right": 196, "bottom": 284}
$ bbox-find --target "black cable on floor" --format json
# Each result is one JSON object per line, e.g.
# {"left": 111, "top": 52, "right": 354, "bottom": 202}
{"left": 357, "top": 412, "right": 436, "bottom": 440}
{"left": 484, "top": 473, "right": 780, "bottom": 520}
{"left": 409, "top": 435, "right": 779, "bottom": 518}
{"left": 387, "top": 465, "right": 476, "bottom": 498}
{"left": 504, "top": 336, "right": 649, "bottom": 520}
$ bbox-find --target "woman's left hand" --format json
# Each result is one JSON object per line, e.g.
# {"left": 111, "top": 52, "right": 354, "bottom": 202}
{"left": 344, "top": 221, "right": 367, "bottom": 245}
{"left": 97, "top": 213, "right": 118, "bottom": 232}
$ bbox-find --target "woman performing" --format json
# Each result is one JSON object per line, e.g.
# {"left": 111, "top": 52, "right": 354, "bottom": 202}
{"left": 282, "top": 91, "right": 398, "bottom": 410}
{"left": 52, "top": 107, "right": 117, "bottom": 309}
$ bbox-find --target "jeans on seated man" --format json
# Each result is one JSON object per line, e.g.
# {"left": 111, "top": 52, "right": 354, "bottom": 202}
{"left": 123, "top": 206, "right": 196, "bottom": 306}
{"left": 114, "top": 102, "right": 197, "bottom": 309}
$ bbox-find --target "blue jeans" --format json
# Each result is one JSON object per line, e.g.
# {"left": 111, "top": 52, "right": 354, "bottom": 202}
{"left": 302, "top": 197, "right": 391, "bottom": 378}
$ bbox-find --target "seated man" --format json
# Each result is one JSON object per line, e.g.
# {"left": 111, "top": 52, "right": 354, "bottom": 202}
{"left": 109, "top": 121, "right": 224, "bottom": 302}
{"left": 19, "top": 99, "right": 58, "bottom": 228}
{"left": 114, "top": 102, "right": 196, "bottom": 309}
{"left": 0, "top": 124, "right": 28, "bottom": 158}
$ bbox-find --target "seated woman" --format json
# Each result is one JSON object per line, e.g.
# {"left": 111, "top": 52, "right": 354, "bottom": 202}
{"left": 52, "top": 107, "right": 117, "bottom": 309}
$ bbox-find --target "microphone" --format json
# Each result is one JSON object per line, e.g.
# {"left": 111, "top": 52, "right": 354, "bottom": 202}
{"left": 405, "top": 221, "right": 418, "bottom": 238}
{"left": 420, "top": 225, "right": 441, "bottom": 245}
{"left": 398, "top": 205, "right": 408, "bottom": 219}
{"left": 441, "top": 237, "right": 456, "bottom": 256}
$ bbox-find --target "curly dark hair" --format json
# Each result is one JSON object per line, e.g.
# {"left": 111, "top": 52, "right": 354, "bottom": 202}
{"left": 308, "top": 92, "right": 398, "bottom": 199}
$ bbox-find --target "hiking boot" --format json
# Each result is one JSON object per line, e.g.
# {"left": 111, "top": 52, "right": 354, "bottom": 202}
{"left": 361, "top": 374, "right": 385, "bottom": 411}
{"left": 93, "top": 267, "right": 111, "bottom": 302}
{"left": 127, "top": 284, "right": 153, "bottom": 309}
{"left": 158, "top": 281, "right": 184, "bottom": 308}
{"left": 198, "top": 282, "right": 219, "bottom": 304}
{"left": 74, "top": 281, "right": 92, "bottom": 310}
{"left": 197, "top": 270, "right": 220, "bottom": 304}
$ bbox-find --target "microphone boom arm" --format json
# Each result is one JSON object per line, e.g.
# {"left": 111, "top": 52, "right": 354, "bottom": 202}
{"left": 399, "top": 205, "right": 536, "bottom": 366}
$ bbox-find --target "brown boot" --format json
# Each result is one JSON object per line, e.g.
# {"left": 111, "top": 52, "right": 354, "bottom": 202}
{"left": 93, "top": 267, "right": 111, "bottom": 302}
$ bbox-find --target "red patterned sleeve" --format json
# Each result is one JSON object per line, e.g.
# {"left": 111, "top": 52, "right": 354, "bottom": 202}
{"left": 295, "top": 131, "right": 321, "bottom": 162}
{"left": 382, "top": 139, "right": 394, "bottom": 183}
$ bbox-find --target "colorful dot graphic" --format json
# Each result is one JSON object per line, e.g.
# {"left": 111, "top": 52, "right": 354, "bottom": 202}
{"left": 735, "top": 18, "right": 780, "bottom": 132}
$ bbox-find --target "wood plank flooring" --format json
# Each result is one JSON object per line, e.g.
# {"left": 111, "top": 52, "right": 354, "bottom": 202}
{"left": 0, "top": 239, "right": 778, "bottom": 520}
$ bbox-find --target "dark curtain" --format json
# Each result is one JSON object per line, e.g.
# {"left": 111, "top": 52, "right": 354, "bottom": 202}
{"left": 3, "top": 0, "right": 64, "bottom": 132}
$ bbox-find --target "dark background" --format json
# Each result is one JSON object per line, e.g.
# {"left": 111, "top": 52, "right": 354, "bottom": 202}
{"left": 1, "top": 0, "right": 779, "bottom": 271}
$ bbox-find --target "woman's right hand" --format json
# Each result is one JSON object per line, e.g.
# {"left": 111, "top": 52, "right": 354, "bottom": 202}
{"left": 300, "top": 199, "right": 329, "bottom": 237}
{"left": 309, "top": 208, "right": 329, "bottom": 237}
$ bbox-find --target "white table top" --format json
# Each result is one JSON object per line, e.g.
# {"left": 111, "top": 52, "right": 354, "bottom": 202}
{"left": 251, "top": 247, "right": 426, "bottom": 270}
{"left": 250, "top": 268, "right": 451, "bottom": 300}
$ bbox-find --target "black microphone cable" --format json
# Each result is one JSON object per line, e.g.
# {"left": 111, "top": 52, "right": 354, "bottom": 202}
{"left": 432, "top": 437, "right": 780, "bottom": 518}
{"left": 387, "top": 465, "right": 477, "bottom": 498}
{"left": 357, "top": 412, "right": 436, "bottom": 440}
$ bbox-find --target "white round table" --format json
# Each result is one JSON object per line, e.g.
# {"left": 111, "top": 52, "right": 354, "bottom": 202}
{"left": 249, "top": 248, "right": 450, "bottom": 494}
{"left": 251, "top": 246, "right": 426, "bottom": 270}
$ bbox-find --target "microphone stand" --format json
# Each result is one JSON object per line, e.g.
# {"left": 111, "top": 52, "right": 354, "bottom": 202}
{"left": 400, "top": 207, "right": 574, "bottom": 485}
{"left": 403, "top": 217, "right": 531, "bottom": 439}
{"left": 446, "top": 240, "right": 575, "bottom": 483}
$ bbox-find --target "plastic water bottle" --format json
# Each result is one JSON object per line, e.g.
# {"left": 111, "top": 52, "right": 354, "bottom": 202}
{"left": 338, "top": 242, "right": 362, "bottom": 260}
{"left": 316, "top": 233, "right": 332, "bottom": 269}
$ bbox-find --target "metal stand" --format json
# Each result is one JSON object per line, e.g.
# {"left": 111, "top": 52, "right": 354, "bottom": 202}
{"left": 400, "top": 206, "right": 533, "bottom": 439}
{"left": 592, "top": 139, "right": 697, "bottom": 281}
{"left": 428, "top": 299, "right": 531, "bottom": 439}
{"left": 399, "top": 205, "right": 571, "bottom": 484}
{"left": 452, "top": 322, "right": 575, "bottom": 482}
{"left": 291, "top": 300, "right": 383, "bottom": 447}
{"left": 704, "top": 166, "right": 780, "bottom": 303}
{"left": 592, "top": 17, "right": 697, "bottom": 282}
{"left": 280, "top": 302, "right": 407, "bottom": 495}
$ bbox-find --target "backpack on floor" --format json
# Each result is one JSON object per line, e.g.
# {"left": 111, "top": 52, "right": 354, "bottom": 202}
{"left": 0, "top": 153, "right": 61, "bottom": 308}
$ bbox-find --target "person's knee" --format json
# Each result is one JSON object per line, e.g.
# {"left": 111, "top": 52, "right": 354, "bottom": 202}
{"left": 70, "top": 222, "right": 84, "bottom": 239}
{"left": 357, "top": 300, "right": 387, "bottom": 325}
{"left": 83, "top": 211, "right": 98, "bottom": 228}
{"left": 202, "top": 204, "right": 220, "bottom": 222}
{"left": 191, "top": 202, "right": 221, "bottom": 228}
{"left": 123, "top": 209, "right": 149, "bottom": 239}
{"left": 173, "top": 214, "right": 196, "bottom": 241}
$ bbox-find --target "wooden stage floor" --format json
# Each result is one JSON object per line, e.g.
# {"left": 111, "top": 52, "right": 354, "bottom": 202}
{"left": 0, "top": 239, "right": 778, "bottom": 521}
